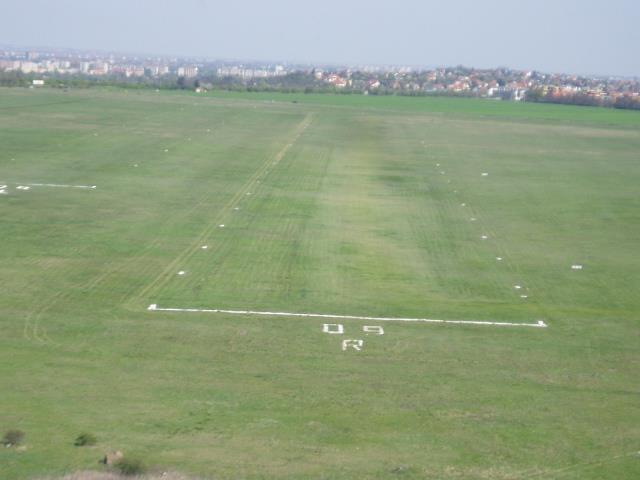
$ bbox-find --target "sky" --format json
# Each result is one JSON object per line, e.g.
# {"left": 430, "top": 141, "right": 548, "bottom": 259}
{"left": 2, "top": 0, "right": 639, "bottom": 77}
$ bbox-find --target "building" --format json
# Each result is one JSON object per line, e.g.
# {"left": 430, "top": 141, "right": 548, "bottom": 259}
{"left": 177, "top": 66, "right": 198, "bottom": 78}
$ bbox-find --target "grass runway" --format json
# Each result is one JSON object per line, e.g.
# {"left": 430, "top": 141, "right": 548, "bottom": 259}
{"left": 1, "top": 87, "right": 639, "bottom": 479}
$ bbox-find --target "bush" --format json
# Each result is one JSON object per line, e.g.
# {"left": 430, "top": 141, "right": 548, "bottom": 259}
{"left": 74, "top": 433, "right": 97, "bottom": 446}
{"left": 2, "top": 429, "right": 25, "bottom": 446}
{"left": 113, "top": 456, "right": 146, "bottom": 476}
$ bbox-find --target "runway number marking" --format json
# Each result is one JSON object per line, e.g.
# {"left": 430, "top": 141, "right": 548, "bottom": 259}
{"left": 323, "top": 323, "right": 344, "bottom": 334}
{"left": 323, "top": 323, "right": 384, "bottom": 351}
{"left": 342, "top": 339, "right": 364, "bottom": 351}
{"left": 363, "top": 325, "right": 384, "bottom": 335}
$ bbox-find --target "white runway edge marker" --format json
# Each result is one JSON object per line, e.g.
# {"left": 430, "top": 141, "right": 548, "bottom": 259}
{"left": 147, "top": 304, "right": 548, "bottom": 329}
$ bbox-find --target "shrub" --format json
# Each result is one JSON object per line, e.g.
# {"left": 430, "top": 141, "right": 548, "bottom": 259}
{"left": 74, "top": 433, "right": 97, "bottom": 446}
{"left": 113, "top": 456, "right": 146, "bottom": 476}
{"left": 2, "top": 429, "right": 25, "bottom": 446}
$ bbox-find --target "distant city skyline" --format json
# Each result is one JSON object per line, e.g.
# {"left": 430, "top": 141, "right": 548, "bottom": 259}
{"left": 2, "top": 0, "right": 639, "bottom": 78}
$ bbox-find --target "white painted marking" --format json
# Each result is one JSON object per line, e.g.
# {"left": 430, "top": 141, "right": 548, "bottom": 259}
{"left": 481, "top": 172, "right": 489, "bottom": 177}
{"left": 470, "top": 217, "right": 477, "bottom": 221}
{"left": 363, "top": 325, "right": 384, "bottom": 335}
{"left": 219, "top": 224, "right": 225, "bottom": 228}
{"left": 1, "top": 182, "right": 97, "bottom": 189}
{"left": 164, "top": 149, "right": 169, "bottom": 152}
{"left": 342, "top": 339, "right": 364, "bottom": 351}
{"left": 233, "top": 207, "right": 240, "bottom": 211}
{"left": 0, "top": 189, "right": 6, "bottom": 195}
{"left": 177, "top": 271, "right": 186, "bottom": 276}
{"left": 201, "top": 245, "right": 208, "bottom": 250}
{"left": 322, "top": 323, "right": 344, "bottom": 334}
{"left": 496, "top": 257, "right": 503, "bottom": 261}
{"left": 481, "top": 235, "right": 488, "bottom": 240}
{"left": 571, "top": 265, "right": 583, "bottom": 270}
{"left": 514, "top": 285, "right": 522, "bottom": 289}
{"left": 520, "top": 295, "right": 528, "bottom": 299}
{"left": 148, "top": 305, "right": 549, "bottom": 328}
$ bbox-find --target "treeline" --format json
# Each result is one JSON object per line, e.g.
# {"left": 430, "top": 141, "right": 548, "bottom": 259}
{"left": 0, "top": 70, "right": 184, "bottom": 89}
{"left": 2, "top": 70, "right": 639, "bottom": 111}
{"left": 526, "top": 88, "right": 640, "bottom": 110}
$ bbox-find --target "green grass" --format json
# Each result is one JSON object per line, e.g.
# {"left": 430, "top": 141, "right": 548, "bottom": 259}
{"left": 202, "top": 90, "right": 640, "bottom": 128}
{"left": 1, "top": 87, "right": 639, "bottom": 479}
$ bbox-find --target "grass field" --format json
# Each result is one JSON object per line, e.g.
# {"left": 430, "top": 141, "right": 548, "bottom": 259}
{"left": 1, "top": 87, "right": 639, "bottom": 479}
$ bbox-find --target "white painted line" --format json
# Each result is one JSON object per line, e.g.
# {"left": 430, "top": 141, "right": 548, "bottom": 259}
{"left": 1, "top": 182, "right": 97, "bottom": 189}
{"left": 147, "top": 304, "right": 548, "bottom": 328}
{"left": 177, "top": 271, "right": 186, "bottom": 276}
{"left": 571, "top": 265, "right": 583, "bottom": 270}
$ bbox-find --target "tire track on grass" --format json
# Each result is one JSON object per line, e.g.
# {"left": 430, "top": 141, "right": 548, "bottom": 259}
{"left": 125, "top": 112, "right": 314, "bottom": 309}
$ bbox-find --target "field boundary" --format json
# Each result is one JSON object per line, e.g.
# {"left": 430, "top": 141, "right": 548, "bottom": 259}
{"left": 147, "top": 304, "right": 548, "bottom": 328}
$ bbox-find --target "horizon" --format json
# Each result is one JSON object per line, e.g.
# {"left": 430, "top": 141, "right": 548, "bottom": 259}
{"left": 2, "top": 41, "right": 638, "bottom": 81}
{"left": 2, "top": 0, "right": 639, "bottom": 78}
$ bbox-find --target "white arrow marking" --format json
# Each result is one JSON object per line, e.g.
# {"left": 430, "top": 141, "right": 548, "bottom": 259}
{"left": 147, "top": 304, "right": 548, "bottom": 328}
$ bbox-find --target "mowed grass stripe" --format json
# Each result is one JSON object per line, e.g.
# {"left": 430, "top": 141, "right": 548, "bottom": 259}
{"left": 154, "top": 111, "right": 540, "bottom": 321}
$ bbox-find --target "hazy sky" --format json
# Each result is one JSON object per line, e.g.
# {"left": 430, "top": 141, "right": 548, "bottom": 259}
{"left": 2, "top": 0, "right": 639, "bottom": 76}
